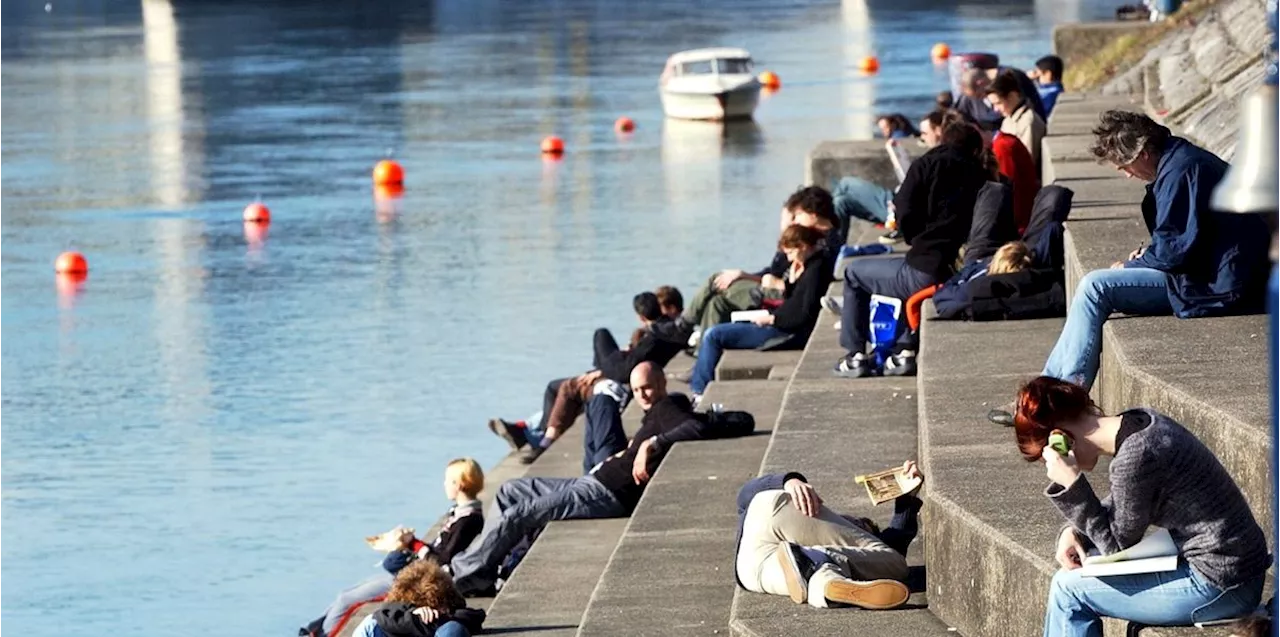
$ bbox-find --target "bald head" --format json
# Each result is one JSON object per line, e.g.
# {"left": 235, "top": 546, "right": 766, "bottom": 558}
{"left": 630, "top": 362, "right": 668, "bottom": 411}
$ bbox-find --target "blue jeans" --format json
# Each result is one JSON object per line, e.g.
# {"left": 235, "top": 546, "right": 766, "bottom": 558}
{"left": 355, "top": 616, "right": 470, "bottom": 637}
{"left": 839, "top": 256, "right": 938, "bottom": 356}
{"left": 689, "top": 322, "right": 787, "bottom": 395}
{"left": 584, "top": 393, "right": 627, "bottom": 474}
{"left": 1042, "top": 268, "right": 1172, "bottom": 390}
{"left": 1044, "top": 562, "right": 1264, "bottom": 636}
{"left": 320, "top": 571, "right": 394, "bottom": 634}
{"left": 833, "top": 177, "right": 891, "bottom": 224}
{"left": 449, "top": 475, "right": 625, "bottom": 595}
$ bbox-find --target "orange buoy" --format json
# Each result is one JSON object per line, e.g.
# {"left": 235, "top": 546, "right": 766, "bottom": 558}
{"left": 243, "top": 221, "right": 270, "bottom": 246}
{"left": 373, "top": 159, "right": 404, "bottom": 186}
{"left": 758, "top": 70, "right": 781, "bottom": 90}
{"left": 614, "top": 117, "right": 635, "bottom": 133}
{"left": 859, "top": 56, "right": 880, "bottom": 74}
{"left": 541, "top": 136, "right": 565, "bottom": 155}
{"left": 54, "top": 251, "right": 88, "bottom": 275}
{"left": 931, "top": 43, "right": 951, "bottom": 61}
{"left": 243, "top": 202, "right": 271, "bottom": 224}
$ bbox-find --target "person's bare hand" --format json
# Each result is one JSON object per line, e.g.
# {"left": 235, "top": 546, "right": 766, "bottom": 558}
{"left": 580, "top": 369, "right": 604, "bottom": 385}
{"left": 397, "top": 527, "right": 416, "bottom": 548}
{"left": 1042, "top": 447, "right": 1081, "bottom": 488}
{"left": 760, "top": 273, "right": 785, "bottom": 291}
{"left": 901, "top": 460, "right": 924, "bottom": 495}
{"left": 715, "top": 269, "right": 745, "bottom": 290}
{"left": 1127, "top": 245, "right": 1146, "bottom": 261}
{"left": 784, "top": 478, "right": 822, "bottom": 517}
{"left": 1055, "top": 528, "right": 1087, "bottom": 570}
{"left": 412, "top": 607, "right": 441, "bottom": 624}
{"left": 751, "top": 313, "right": 775, "bottom": 327}
{"left": 1109, "top": 260, "right": 1127, "bottom": 269}
{"left": 632, "top": 438, "right": 657, "bottom": 484}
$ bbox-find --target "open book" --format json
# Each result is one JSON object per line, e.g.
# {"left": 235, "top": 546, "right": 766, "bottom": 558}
{"left": 854, "top": 466, "right": 923, "bottom": 505}
{"left": 1078, "top": 528, "right": 1178, "bottom": 577}
{"left": 730, "top": 309, "right": 771, "bottom": 323}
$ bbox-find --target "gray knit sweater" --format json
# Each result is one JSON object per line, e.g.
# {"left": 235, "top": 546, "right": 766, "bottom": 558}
{"left": 1046, "top": 408, "right": 1268, "bottom": 589}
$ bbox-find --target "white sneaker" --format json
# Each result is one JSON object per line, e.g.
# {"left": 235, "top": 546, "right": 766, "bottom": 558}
{"left": 687, "top": 328, "right": 702, "bottom": 349}
{"left": 820, "top": 295, "right": 843, "bottom": 315}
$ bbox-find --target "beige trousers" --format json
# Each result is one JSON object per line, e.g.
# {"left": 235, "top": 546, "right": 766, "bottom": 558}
{"left": 735, "top": 489, "right": 909, "bottom": 606}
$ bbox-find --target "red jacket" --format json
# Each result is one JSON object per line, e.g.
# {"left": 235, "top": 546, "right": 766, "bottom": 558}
{"left": 993, "top": 134, "right": 1039, "bottom": 234}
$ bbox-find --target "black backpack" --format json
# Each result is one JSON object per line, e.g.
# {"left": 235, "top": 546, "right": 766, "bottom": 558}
{"left": 703, "top": 409, "right": 755, "bottom": 439}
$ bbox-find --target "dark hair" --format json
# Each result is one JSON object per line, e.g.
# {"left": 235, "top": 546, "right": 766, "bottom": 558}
{"left": 633, "top": 292, "right": 662, "bottom": 321}
{"left": 940, "top": 120, "right": 985, "bottom": 159}
{"left": 1013, "top": 376, "right": 1102, "bottom": 461}
{"left": 654, "top": 285, "right": 683, "bottom": 313}
{"left": 777, "top": 224, "right": 827, "bottom": 252}
{"left": 986, "top": 69, "right": 1024, "bottom": 99}
{"left": 877, "top": 113, "right": 920, "bottom": 137}
{"left": 1035, "top": 55, "right": 1064, "bottom": 81}
{"left": 936, "top": 90, "right": 954, "bottom": 109}
{"left": 922, "top": 109, "right": 956, "bottom": 131}
{"left": 1089, "top": 110, "right": 1171, "bottom": 166}
{"left": 782, "top": 186, "right": 837, "bottom": 227}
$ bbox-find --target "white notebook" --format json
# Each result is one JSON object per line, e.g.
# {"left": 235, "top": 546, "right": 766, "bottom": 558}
{"left": 1078, "top": 528, "right": 1179, "bottom": 578}
{"left": 730, "top": 309, "right": 770, "bottom": 323}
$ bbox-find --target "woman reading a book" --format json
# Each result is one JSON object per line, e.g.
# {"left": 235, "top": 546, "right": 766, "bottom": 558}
{"left": 687, "top": 224, "right": 832, "bottom": 404}
{"left": 1013, "top": 377, "right": 1267, "bottom": 636}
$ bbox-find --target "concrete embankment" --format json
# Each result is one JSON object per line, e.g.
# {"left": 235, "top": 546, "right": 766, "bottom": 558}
{"left": 339, "top": 13, "right": 1272, "bottom": 632}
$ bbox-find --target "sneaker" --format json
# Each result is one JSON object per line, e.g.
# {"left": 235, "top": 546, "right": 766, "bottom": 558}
{"left": 833, "top": 352, "right": 877, "bottom": 378}
{"left": 878, "top": 229, "right": 903, "bottom": 245}
{"left": 487, "top": 418, "right": 528, "bottom": 450}
{"left": 882, "top": 350, "right": 917, "bottom": 377}
{"left": 777, "top": 542, "right": 819, "bottom": 604}
{"left": 820, "top": 295, "right": 843, "bottom": 315}
{"left": 519, "top": 444, "right": 546, "bottom": 464}
{"left": 987, "top": 401, "right": 1016, "bottom": 427}
{"left": 687, "top": 327, "right": 702, "bottom": 350}
{"left": 824, "top": 578, "right": 910, "bottom": 609}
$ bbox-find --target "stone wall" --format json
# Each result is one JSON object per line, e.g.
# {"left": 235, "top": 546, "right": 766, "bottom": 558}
{"left": 1094, "top": 0, "right": 1270, "bottom": 158}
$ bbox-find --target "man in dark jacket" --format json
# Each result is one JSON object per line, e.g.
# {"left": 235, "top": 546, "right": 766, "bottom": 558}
{"left": 1040, "top": 111, "right": 1270, "bottom": 391}
{"left": 834, "top": 121, "right": 990, "bottom": 378}
{"left": 733, "top": 462, "right": 924, "bottom": 609}
{"left": 450, "top": 362, "right": 713, "bottom": 596}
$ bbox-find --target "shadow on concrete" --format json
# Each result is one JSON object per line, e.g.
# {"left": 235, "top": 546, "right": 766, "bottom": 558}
{"left": 483, "top": 626, "right": 580, "bottom": 634}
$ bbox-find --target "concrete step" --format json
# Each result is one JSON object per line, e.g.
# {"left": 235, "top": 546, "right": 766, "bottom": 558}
{"left": 718, "top": 349, "right": 803, "bottom": 382}
{"left": 576, "top": 378, "right": 787, "bottom": 637}
{"left": 482, "top": 518, "right": 630, "bottom": 637}
{"left": 918, "top": 309, "right": 1068, "bottom": 637}
{"left": 729, "top": 306, "right": 951, "bottom": 636}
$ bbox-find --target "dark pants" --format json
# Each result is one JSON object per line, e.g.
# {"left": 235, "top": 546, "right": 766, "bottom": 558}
{"left": 839, "top": 256, "right": 938, "bottom": 356}
{"left": 592, "top": 328, "right": 632, "bottom": 383}
{"left": 583, "top": 393, "right": 627, "bottom": 474}
{"left": 449, "top": 476, "right": 626, "bottom": 595}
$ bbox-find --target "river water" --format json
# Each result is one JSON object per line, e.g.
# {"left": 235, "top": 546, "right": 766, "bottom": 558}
{"left": 1, "top": 0, "right": 1117, "bottom": 633}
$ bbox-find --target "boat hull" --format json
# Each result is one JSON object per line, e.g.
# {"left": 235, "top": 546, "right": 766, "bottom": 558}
{"left": 660, "top": 82, "right": 760, "bottom": 121}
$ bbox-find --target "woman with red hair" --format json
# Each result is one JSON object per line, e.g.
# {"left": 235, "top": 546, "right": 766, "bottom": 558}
{"left": 1012, "top": 376, "right": 1266, "bottom": 636}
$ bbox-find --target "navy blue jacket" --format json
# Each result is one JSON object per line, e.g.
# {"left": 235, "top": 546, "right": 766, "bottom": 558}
{"left": 732, "top": 473, "right": 923, "bottom": 588}
{"left": 1127, "top": 137, "right": 1270, "bottom": 318}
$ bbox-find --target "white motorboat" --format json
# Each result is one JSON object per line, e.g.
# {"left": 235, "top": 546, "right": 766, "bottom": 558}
{"left": 659, "top": 48, "right": 762, "bottom": 121}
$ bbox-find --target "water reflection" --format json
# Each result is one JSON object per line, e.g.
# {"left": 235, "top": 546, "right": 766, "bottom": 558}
{"left": 661, "top": 118, "right": 763, "bottom": 212}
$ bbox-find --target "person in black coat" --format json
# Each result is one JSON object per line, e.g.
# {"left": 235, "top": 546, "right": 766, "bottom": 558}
{"left": 688, "top": 225, "right": 834, "bottom": 400}
{"left": 833, "top": 121, "right": 990, "bottom": 379}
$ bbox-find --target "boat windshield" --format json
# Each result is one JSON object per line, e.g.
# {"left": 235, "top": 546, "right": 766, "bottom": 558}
{"left": 678, "top": 60, "right": 715, "bottom": 75}
{"left": 715, "top": 58, "right": 752, "bottom": 74}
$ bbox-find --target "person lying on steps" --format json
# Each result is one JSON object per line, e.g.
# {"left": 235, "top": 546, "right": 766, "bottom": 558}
{"left": 449, "top": 362, "right": 713, "bottom": 596}
{"left": 733, "top": 461, "right": 924, "bottom": 610}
